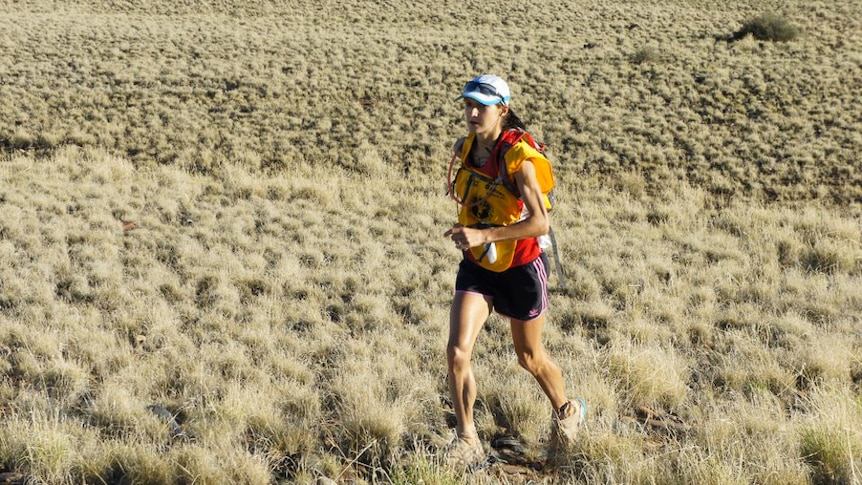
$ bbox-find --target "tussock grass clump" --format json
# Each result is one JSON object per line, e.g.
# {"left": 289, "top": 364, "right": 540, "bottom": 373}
{"left": 481, "top": 366, "right": 549, "bottom": 444}
{"left": 607, "top": 343, "right": 689, "bottom": 410}
{"left": 730, "top": 12, "right": 802, "bottom": 42}
{"left": 798, "top": 387, "right": 862, "bottom": 484}
{"left": 567, "top": 431, "right": 653, "bottom": 483}
{"left": 390, "top": 451, "right": 462, "bottom": 484}
{"left": 692, "top": 394, "right": 809, "bottom": 484}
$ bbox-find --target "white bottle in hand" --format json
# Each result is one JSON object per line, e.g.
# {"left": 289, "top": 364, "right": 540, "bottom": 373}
{"left": 485, "top": 243, "right": 497, "bottom": 264}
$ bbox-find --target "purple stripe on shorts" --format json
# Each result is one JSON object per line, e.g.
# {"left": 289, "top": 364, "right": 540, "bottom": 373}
{"left": 455, "top": 289, "right": 494, "bottom": 299}
{"left": 533, "top": 256, "right": 549, "bottom": 312}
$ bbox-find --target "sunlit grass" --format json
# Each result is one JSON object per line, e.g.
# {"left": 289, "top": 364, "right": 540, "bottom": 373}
{"left": 1, "top": 0, "right": 861, "bottom": 483}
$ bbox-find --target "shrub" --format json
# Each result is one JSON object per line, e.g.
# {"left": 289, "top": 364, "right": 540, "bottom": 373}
{"left": 731, "top": 12, "right": 801, "bottom": 42}
{"left": 631, "top": 46, "right": 661, "bottom": 65}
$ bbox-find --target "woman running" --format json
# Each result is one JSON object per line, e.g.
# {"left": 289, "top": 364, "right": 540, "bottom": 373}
{"left": 443, "top": 74, "right": 586, "bottom": 468}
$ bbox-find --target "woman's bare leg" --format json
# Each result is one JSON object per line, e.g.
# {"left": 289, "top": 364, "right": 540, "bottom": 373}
{"left": 510, "top": 314, "right": 568, "bottom": 410}
{"left": 447, "top": 292, "right": 492, "bottom": 440}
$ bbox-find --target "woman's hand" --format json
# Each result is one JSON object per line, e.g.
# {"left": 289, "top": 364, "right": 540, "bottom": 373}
{"left": 444, "top": 224, "right": 485, "bottom": 251}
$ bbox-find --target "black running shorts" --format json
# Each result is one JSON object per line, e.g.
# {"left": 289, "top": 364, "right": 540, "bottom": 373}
{"left": 454, "top": 252, "right": 550, "bottom": 321}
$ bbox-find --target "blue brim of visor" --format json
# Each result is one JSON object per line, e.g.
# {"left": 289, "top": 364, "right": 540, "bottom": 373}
{"left": 456, "top": 92, "right": 509, "bottom": 106}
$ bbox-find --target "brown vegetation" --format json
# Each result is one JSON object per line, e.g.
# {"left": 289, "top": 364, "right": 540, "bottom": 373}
{"left": 0, "top": 0, "right": 861, "bottom": 483}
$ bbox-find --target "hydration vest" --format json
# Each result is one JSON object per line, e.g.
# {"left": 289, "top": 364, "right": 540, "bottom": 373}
{"left": 450, "top": 128, "right": 556, "bottom": 272}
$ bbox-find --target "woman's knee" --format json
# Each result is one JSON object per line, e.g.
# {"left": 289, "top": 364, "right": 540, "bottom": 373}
{"left": 517, "top": 350, "right": 545, "bottom": 375}
{"left": 447, "top": 343, "right": 472, "bottom": 372}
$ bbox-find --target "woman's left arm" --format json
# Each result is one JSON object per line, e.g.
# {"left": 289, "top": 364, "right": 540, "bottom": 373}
{"left": 505, "top": 160, "right": 550, "bottom": 239}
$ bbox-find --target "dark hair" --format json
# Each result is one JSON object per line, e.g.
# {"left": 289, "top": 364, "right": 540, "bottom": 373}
{"left": 503, "top": 108, "right": 527, "bottom": 131}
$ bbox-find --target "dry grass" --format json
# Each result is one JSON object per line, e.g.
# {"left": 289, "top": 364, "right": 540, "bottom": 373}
{"left": 1, "top": 0, "right": 861, "bottom": 483}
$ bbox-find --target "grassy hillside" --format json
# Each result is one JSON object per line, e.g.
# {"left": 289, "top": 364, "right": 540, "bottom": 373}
{"left": 1, "top": 1, "right": 861, "bottom": 483}
{"left": 3, "top": 0, "right": 861, "bottom": 203}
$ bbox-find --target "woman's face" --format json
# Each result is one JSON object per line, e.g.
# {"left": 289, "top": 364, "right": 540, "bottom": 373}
{"left": 463, "top": 99, "right": 506, "bottom": 137}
